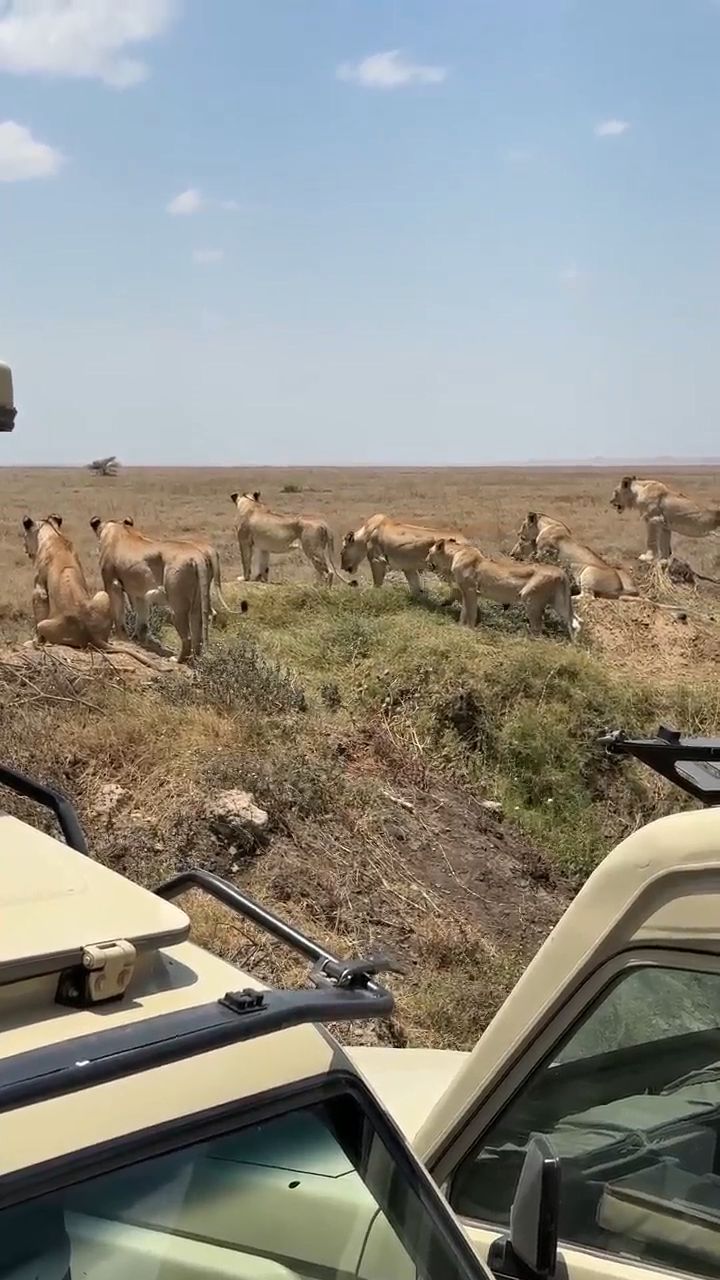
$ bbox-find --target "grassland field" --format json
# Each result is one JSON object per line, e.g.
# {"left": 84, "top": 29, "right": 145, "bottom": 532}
{"left": 1, "top": 464, "right": 719, "bottom": 1049}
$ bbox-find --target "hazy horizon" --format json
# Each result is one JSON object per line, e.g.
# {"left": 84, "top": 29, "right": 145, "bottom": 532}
{"left": 4, "top": 457, "right": 720, "bottom": 472}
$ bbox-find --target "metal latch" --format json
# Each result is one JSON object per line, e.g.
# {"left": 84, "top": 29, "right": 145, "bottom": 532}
{"left": 311, "top": 953, "right": 406, "bottom": 990}
{"left": 56, "top": 939, "right": 137, "bottom": 1008}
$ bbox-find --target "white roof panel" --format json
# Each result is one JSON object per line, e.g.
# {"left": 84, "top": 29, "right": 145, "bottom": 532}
{"left": 0, "top": 816, "right": 189, "bottom": 984}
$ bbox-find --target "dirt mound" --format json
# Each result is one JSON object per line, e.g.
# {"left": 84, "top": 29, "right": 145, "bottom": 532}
{"left": 369, "top": 783, "right": 567, "bottom": 951}
{"left": 228, "top": 779, "right": 571, "bottom": 1049}
{"left": 580, "top": 595, "right": 719, "bottom": 684}
{"left": 0, "top": 641, "right": 177, "bottom": 685}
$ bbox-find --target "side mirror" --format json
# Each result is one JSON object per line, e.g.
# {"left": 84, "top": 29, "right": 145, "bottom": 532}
{"left": 0, "top": 360, "right": 16, "bottom": 432}
{"left": 487, "top": 1135, "right": 560, "bottom": 1280}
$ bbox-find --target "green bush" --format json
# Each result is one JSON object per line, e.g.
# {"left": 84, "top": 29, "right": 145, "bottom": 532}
{"left": 162, "top": 635, "right": 307, "bottom": 714}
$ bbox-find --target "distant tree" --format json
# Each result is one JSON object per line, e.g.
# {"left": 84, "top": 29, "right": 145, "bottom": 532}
{"left": 88, "top": 455, "right": 120, "bottom": 477}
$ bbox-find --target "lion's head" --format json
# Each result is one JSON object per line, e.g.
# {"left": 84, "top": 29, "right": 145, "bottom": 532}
{"left": 427, "top": 537, "right": 461, "bottom": 574}
{"left": 22, "top": 514, "right": 63, "bottom": 559}
{"left": 510, "top": 511, "right": 540, "bottom": 560}
{"left": 340, "top": 529, "right": 366, "bottom": 573}
{"left": 610, "top": 475, "right": 637, "bottom": 513}
{"left": 230, "top": 491, "right": 261, "bottom": 507}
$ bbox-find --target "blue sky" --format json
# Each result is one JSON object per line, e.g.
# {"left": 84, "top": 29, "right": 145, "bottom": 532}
{"left": 2, "top": 0, "right": 720, "bottom": 465}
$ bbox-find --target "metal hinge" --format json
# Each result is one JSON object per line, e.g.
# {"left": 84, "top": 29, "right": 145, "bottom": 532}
{"left": 56, "top": 939, "right": 137, "bottom": 1008}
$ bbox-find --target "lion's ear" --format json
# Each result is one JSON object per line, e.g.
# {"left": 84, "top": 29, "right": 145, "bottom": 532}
{"left": 527, "top": 511, "right": 537, "bottom": 522}
{"left": 22, "top": 515, "right": 34, "bottom": 531}
{"left": 90, "top": 516, "right": 102, "bottom": 532}
{"left": 48, "top": 513, "right": 63, "bottom": 528}
{"left": 252, "top": 491, "right": 261, "bottom": 502}
{"left": 435, "top": 539, "right": 445, "bottom": 553}
{"left": 230, "top": 492, "right": 239, "bottom": 504}
{"left": 621, "top": 475, "right": 632, "bottom": 488}
{"left": 345, "top": 531, "right": 355, "bottom": 544}
{"left": 123, "top": 516, "right": 134, "bottom": 527}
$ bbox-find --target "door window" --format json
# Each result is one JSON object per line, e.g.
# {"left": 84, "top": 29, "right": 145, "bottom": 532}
{"left": 452, "top": 964, "right": 720, "bottom": 1278}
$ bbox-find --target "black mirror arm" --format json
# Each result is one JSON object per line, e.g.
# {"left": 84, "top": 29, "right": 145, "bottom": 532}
{"left": 487, "top": 1236, "right": 549, "bottom": 1280}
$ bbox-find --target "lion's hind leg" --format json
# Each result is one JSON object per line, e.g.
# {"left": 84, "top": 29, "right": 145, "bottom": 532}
{"left": 36, "top": 614, "right": 84, "bottom": 649}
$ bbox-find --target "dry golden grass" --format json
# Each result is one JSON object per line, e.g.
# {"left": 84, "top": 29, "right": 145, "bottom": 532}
{"left": 2, "top": 464, "right": 720, "bottom": 631}
{"left": 2, "top": 464, "right": 719, "bottom": 1050}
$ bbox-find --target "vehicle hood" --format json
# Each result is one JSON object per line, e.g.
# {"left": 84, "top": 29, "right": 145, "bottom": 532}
{"left": 346, "top": 1046, "right": 469, "bottom": 1142}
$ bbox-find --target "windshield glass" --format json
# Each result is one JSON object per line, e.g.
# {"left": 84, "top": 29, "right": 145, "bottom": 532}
{"left": 0, "top": 1089, "right": 483, "bottom": 1280}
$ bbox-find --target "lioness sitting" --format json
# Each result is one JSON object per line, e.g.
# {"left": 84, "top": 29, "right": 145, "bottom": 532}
{"left": 511, "top": 512, "right": 638, "bottom": 599}
{"left": 610, "top": 475, "right": 720, "bottom": 561}
{"left": 90, "top": 516, "right": 211, "bottom": 663}
{"left": 428, "top": 538, "right": 580, "bottom": 640}
{"left": 341, "top": 513, "right": 469, "bottom": 597}
{"left": 21, "top": 515, "right": 156, "bottom": 665}
{"left": 230, "top": 491, "right": 341, "bottom": 585}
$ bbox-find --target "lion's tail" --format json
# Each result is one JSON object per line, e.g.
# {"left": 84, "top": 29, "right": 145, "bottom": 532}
{"left": 197, "top": 555, "right": 211, "bottom": 650}
{"left": 322, "top": 526, "right": 352, "bottom": 585}
{"left": 208, "top": 548, "right": 248, "bottom": 615}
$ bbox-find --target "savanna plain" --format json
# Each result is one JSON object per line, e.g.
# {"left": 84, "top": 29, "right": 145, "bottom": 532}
{"left": 2, "top": 465, "right": 719, "bottom": 1049}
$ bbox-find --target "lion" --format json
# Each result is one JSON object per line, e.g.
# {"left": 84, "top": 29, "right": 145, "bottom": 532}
{"left": 21, "top": 515, "right": 158, "bottom": 666}
{"left": 90, "top": 516, "right": 211, "bottom": 663}
{"left": 230, "top": 491, "right": 341, "bottom": 585}
{"left": 340, "top": 513, "right": 470, "bottom": 597}
{"left": 610, "top": 475, "right": 720, "bottom": 561}
{"left": 120, "top": 518, "right": 245, "bottom": 620}
{"left": 511, "top": 512, "right": 638, "bottom": 599}
{"left": 428, "top": 538, "right": 580, "bottom": 640}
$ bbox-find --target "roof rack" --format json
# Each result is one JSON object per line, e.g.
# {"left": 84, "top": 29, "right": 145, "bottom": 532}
{"left": 0, "top": 972, "right": 396, "bottom": 1118}
{"left": 155, "top": 868, "right": 405, "bottom": 991}
{"left": 0, "top": 764, "right": 88, "bottom": 854}
{"left": 600, "top": 726, "right": 720, "bottom": 805}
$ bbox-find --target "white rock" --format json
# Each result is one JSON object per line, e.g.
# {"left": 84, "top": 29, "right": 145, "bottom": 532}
{"left": 92, "top": 783, "right": 128, "bottom": 817}
{"left": 480, "top": 800, "right": 504, "bottom": 818}
{"left": 207, "top": 789, "right": 269, "bottom": 840}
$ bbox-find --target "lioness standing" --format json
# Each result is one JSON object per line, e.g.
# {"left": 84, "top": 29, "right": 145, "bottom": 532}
{"left": 90, "top": 517, "right": 211, "bottom": 663}
{"left": 120, "top": 518, "right": 243, "bottom": 619}
{"left": 610, "top": 475, "right": 720, "bottom": 561}
{"left": 231, "top": 491, "right": 340, "bottom": 584}
{"left": 341, "top": 513, "right": 469, "bottom": 597}
{"left": 428, "top": 538, "right": 580, "bottom": 640}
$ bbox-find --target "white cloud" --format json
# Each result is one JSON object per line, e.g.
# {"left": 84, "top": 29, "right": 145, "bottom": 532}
{"left": 192, "top": 247, "right": 224, "bottom": 265}
{"left": 0, "top": 0, "right": 176, "bottom": 88}
{"left": 167, "top": 191, "right": 248, "bottom": 215}
{"left": 594, "top": 119, "right": 630, "bottom": 137}
{"left": 167, "top": 186, "right": 203, "bottom": 215}
{"left": 0, "top": 119, "right": 64, "bottom": 181}
{"left": 337, "top": 49, "right": 447, "bottom": 90}
{"left": 559, "top": 263, "right": 587, "bottom": 288}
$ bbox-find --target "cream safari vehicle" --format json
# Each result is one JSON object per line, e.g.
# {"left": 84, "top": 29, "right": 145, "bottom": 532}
{"left": 0, "top": 763, "right": 535, "bottom": 1280}
{"left": 3, "top": 729, "right": 720, "bottom": 1280}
